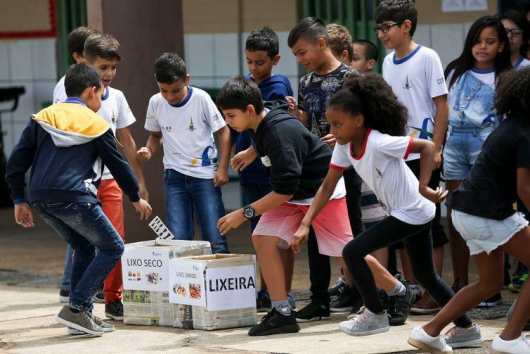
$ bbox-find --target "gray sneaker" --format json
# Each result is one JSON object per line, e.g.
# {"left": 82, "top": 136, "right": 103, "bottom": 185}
{"left": 56, "top": 306, "right": 104, "bottom": 336}
{"left": 67, "top": 313, "right": 115, "bottom": 334}
{"left": 444, "top": 324, "right": 483, "bottom": 348}
{"left": 339, "top": 307, "right": 389, "bottom": 336}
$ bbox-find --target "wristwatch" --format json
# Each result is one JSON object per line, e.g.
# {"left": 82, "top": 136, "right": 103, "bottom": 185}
{"left": 242, "top": 205, "right": 256, "bottom": 220}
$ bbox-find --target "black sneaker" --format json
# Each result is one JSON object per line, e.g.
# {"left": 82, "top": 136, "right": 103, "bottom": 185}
{"left": 296, "top": 301, "right": 330, "bottom": 322}
{"left": 330, "top": 286, "right": 355, "bottom": 312}
{"left": 59, "top": 290, "right": 70, "bottom": 303}
{"left": 105, "top": 300, "right": 124, "bottom": 321}
{"left": 379, "top": 288, "right": 389, "bottom": 310}
{"left": 92, "top": 289, "right": 105, "bottom": 303}
{"left": 256, "top": 290, "right": 272, "bottom": 312}
{"left": 248, "top": 309, "right": 300, "bottom": 336}
{"left": 387, "top": 282, "right": 415, "bottom": 326}
{"left": 476, "top": 293, "right": 502, "bottom": 308}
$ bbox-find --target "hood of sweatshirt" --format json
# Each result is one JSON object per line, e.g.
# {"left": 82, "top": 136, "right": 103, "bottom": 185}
{"left": 32, "top": 101, "right": 110, "bottom": 147}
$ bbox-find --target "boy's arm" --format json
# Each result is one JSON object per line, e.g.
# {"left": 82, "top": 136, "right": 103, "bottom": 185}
{"left": 137, "top": 132, "right": 162, "bottom": 162}
{"left": 410, "top": 138, "right": 448, "bottom": 203}
{"left": 432, "top": 94, "right": 449, "bottom": 169}
{"left": 231, "top": 145, "right": 258, "bottom": 171}
{"left": 117, "top": 127, "right": 148, "bottom": 201}
{"left": 214, "top": 125, "right": 230, "bottom": 187}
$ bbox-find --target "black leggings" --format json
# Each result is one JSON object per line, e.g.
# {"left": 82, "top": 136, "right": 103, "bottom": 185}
{"left": 342, "top": 216, "right": 472, "bottom": 328}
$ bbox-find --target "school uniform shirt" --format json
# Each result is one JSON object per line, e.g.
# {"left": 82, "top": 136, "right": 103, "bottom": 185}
{"left": 144, "top": 86, "right": 226, "bottom": 179}
{"left": 447, "top": 117, "right": 530, "bottom": 220}
{"left": 515, "top": 56, "right": 530, "bottom": 69}
{"left": 330, "top": 129, "right": 435, "bottom": 225}
{"left": 382, "top": 45, "right": 447, "bottom": 160}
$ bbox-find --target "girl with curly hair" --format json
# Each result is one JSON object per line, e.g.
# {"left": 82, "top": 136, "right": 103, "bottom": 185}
{"left": 291, "top": 73, "right": 479, "bottom": 340}
{"left": 408, "top": 66, "right": 530, "bottom": 354}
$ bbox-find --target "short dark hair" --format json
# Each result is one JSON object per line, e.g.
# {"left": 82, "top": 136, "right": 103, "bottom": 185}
{"left": 154, "top": 53, "right": 187, "bottom": 84}
{"left": 245, "top": 26, "right": 279, "bottom": 58}
{"left": 67, "top": 26, "right": 99, "bottom": 64}
{"left": 216, "top": 76, "right": 264, "bottom": 114}
{"left": 327, "top": 24, "right": 353, "bottom": 62}
{"left": 83, "top": 33, "right": 121, "bottom": 62}
{"left": 64, "top": 63, "right": 103, "bottom": 97}
{"left": 375, "top": 0, "right": 418, "bottom": 37}
{"left": 288, "top": 17, "right": 328, "bottom": 48}
{"left": 352, "top": 39, "right": 379, "bottom": 62}
{"left": 498, "top": 9, "right": 530, "bottom": 57}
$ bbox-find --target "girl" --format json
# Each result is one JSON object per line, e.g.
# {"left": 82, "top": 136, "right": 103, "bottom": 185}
{"left": 408, "top": 66, "right": 530, "bottom": 354}
{"left": 291, "top": 73, "right": 481, "bottom": 345}
{"left": 442, "top": 16, "right": 511, "bottom": 300}
{"left": 499, "top": 9, "right": 530, "bottom": 68}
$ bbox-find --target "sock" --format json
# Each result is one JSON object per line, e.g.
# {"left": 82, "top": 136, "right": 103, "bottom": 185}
{"left": 387, "top": 281, "right": 406, "bottom": 297}
{"left": 272, "top": 300, "right": 291, "bottom": 316}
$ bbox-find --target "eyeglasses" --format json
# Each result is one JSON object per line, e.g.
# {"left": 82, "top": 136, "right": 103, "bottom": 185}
{"left": 506, "top": 28, "right": 524, "bottom": 37}
{"left": 373, "top": 22, "right": 403, "bottom": 35}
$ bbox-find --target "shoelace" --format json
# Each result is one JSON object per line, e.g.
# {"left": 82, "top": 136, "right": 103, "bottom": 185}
{"left": 444, "top": 325, "right": 460, "bottom": 338}
{"left": 520, "top": 333, "right": 530, "bottom": 348}
{"left": 351, "top": 307, "right": 370, "bottom": 327}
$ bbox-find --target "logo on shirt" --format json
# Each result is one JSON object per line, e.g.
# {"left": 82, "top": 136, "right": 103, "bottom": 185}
{"left": 161, "top": 126, "right": 172, "bottom": 132}
{"left": 261, "top": 156, "right": 271, "bottom": 167}
{"left": 437, "top": 77, "right": 444, "bottom": 85}
{"left": 111, "top": 110, "right": 116, "bottom": 124}
{"left": 187, "top": 116, "right": 196, "bottom": 132}
{"left": 212, "top": 113, "right": 220, "bottom": 121}
{"left": 403, "top": 75, "right": 413, "bottom": 90}
{"left": 375, "top": 168, "right": 383, "bottom": 178}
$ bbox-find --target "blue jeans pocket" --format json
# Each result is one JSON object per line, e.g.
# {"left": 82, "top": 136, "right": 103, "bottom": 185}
{"left": 47, "top": 202, "right": 83, "bottom": 226}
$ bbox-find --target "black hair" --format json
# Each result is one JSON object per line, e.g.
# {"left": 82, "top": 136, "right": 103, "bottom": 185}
{"left": 495, "top": 66, "right": 530, "bottom": 123}
{"left": 327, "top": 24, "right": 353, "bottom": 62}
{"left": 245, "top": 26, "right": 279, "bottom": 59}
{"left": 375, "top": 0, "right": 418, "bottom": 37}
{"left": 498, "top": 8, "right": 530, "bottom": 57}
{"left": 288, "top": 17, "right": 328, "bottom": 48}
{"left": 445, "top": 15, "right": 512, "bottom": 90}
{"left": 67, "top": 26, "right": 99, "bottom": 64}
{"left": 83, "top": 33, "right": 121, "bottom": 62}
{"left": 64, "top": 63, "right": 103, "bottom": 97}
{"left": 352, "top": 39, "right": 379, "bottom": 62}
{"left": 216, "top": 76, "right": 264, "bottom": 114}
{"left": 328, "top": 73, "right": 408, "bottom": 136}
{"left": 154, "top": 53, "right": 187, "bottom": 84}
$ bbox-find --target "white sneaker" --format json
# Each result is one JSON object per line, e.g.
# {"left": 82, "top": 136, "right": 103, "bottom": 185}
{"left": 408, "top": 326, "right": 453, "bottom": 353}
{"left": 444, "top": 324, "right": 483, "bottom": 348}
{"left": 339, "top": 307, "right": 389, "bottom": 336}
{"left": 491, "top": 334, "right": 530, "bottom": 354}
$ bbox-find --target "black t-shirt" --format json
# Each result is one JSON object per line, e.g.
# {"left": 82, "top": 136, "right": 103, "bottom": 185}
{"left": 447, "top": 116, "right": 530, "bottom": 220}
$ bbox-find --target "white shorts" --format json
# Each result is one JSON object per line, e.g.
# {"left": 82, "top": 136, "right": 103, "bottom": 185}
{"left": 452, "top": 210, "right": 529, "bottom": 255}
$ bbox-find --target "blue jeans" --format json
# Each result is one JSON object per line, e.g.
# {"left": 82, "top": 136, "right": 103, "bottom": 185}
{"left": 33, "top": 201, "right": 124, "bottom": 311}
{"left": 61, "top": 246, "right": 74, "bottom": 292}
{"left": 164, "top": 169, "right": 229, "bottom": 254}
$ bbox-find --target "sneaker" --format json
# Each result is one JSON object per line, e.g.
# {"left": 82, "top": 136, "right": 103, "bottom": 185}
{"left": 295, "top": 301, "right": 330, "bottom": 322}
{"left": 330, "top": 285, "right": 356, "bottom": 312}
{"left": 410, "top": 292, "right": 441, "bottom": 314}
{"left": 328, "top": 276, "right": 347, "bottom": 301}
{"left": 444, "top": 324, "right": 483, "bottom": 348}
{"left": 256, "top": 290, "right": 271, "bottom": 312}
{"left": 67, "top": 312, "right": 115, "bottom": 334}
{"left": 92, "top": 289, "right": 105, "bottom": 303}
{"left": 491, "top": 334, "right": 530, "bottom": 354}
{"left": 287, "top": 293, "right": 297, "bottom": 310}
{"left": 56, "top": 306, "right": 104, "bottom": 336}
{"left": 105, "top": 301, "right": 124, "bottom": 321}
{"left": 339, "top": 307, "right": 389, "bottom": 336}
{"left": 508, "top": 272, "right": 528, "bottom": 293}
{"left": 59, "top": 290, "right": 70, "bottom": 304}
{"left": 387, "top": 282, "right": 415, "bottom": 326}
{"left": 408, "top": 326, "right": 453, "bottom": 353}
{"left": 476, "top": 293, "right": 502, "bottom": 308}
{"left": 248, "top": 308, "right": 300, "bottom": 336}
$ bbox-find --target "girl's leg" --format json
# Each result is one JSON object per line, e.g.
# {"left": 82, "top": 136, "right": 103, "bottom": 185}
{"left": 338, "top": 256, "right": 397, "bottom": 292}
{"left": 446, "top": 180, "right": 469, "bottom": 287}
{"left": 252, "top": 235, "right": 286, "bottom": 301}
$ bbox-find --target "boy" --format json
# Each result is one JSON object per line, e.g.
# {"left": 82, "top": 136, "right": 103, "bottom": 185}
{"left": 326, "top": 23, "right": 353, "bottom": 65}
{"left": 351, "top": 39, "right": 379, "bottom": 73}
{"left": 238, "top": 26, "right": 295, "bottom": 310}
{"left": 216, "top": 76, "right": 353, "bottom": 336}
{"left": 137, "top": 53, "right": 230, "bottom": 254}
{"left": 6, "top": 63, "right": 152, "bottom": 336}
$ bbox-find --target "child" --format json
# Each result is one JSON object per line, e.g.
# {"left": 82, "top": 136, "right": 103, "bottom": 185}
{"left": 376, "top": 0, "right": 450, "bottom": 315}
{"left": 292, "top": 73, "right": 480, "bottom": 344}
{"left": 5, "top": 63, "right": 152, "bottom": 336}
{"left": 326, "top": 23, "right": 353, "bottom": 65}
{"left": 499, "top": 9, "right": 530, "bottom": 68}
{"left": 236, "top": 26, "right": 296, "bottom": 311}
{"left": 350, "top": 39, "right": 379, "bottom": 73}
{"left": 408, "top": 66, "right": 530, "bottom": 354}
{"left": 442, "top": 16, "right": 511, "bottom": 308}
{"left": 137, "top": 53, "right": 230, "bottom": 254}
{"left": 216, "top": 76, "right": 354, "bottom": 336}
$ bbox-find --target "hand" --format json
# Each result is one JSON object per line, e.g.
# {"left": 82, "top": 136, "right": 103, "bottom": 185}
{"left": 231, "top": 148, "right": 257, "bottom": 172}
{"left": 433, "top": 151, "right": 442, "bottom": 170}
{"left": 321, "top": 134, "right": 336, "bottom": 150}
{"left": 14, "top": 203, "right": 34, "bottom": 228}
{"left": 217, "top": 209, "right": 246, "bottom": 235}
{"left": 420, "top": 186, "right": 449, "bottom": 204}
{"left": 137, "top": 147, "right": 152, "bottom": 163}
{"left": 291, "top": 223, "right": 310, "bottom": 253}
{"left": 213, "top": 169, "right": 229, "bottom": 187}
{"left": 286, "top": 96, "right": 301, "bottom": 118}
{"left": 139, "top": 182, "right": 149, "bottom": 202}
{"left": 132, "top": 198, "right": 152, "bottom": 220}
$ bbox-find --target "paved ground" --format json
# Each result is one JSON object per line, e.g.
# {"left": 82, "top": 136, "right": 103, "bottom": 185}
{"left": 0, "top": 207, "right": 520, "bottom": 353}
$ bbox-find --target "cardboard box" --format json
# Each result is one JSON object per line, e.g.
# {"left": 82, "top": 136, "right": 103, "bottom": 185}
{"left": 169, "top": 254, "right": 257, "bottom": 330}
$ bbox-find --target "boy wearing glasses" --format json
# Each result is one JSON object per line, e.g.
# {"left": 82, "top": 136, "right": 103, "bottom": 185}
{"left": 374, "top": 0, "right": 451, "bottom": 321}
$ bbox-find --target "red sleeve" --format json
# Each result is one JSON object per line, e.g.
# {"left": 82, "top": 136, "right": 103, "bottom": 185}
{"left": 330, "top": 163, "right": 348, "bottom": 171}
{"left": 404, "top": 137, "right": 413, "bottom": 160}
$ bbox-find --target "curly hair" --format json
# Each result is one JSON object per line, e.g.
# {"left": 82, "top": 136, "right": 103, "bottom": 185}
{"left": 329, "top": 73, "right": 409, "bottom": 136}
{"left": 495, "top": 66, "right": 530, "bottom": 123}
{"left": 327, "top": 24, "right": 353, "bottom": 62}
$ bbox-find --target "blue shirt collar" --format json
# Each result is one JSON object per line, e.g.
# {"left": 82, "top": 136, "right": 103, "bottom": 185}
{"left": 170, "top": 86, "right": 193, "bottom": 108}
{"left": 393, "top": 45, "right": 422, "bottom": 65}
{"left": 65, "top": 97, "right": 87, "bottom": 106}
{"left": 102, "top": 87, "right": 110, "bottom": 101}
{"left": 515, "top": 56, "right": 525, "bottom": 69}
{"left": 471, "top": 67, "right": 495, "bottom": 74}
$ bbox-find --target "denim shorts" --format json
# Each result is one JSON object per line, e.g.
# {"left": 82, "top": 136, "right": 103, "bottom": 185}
{"left": 443, "top": 125, "right": 495, "bottom": 181}
{"left": 452, "top": 210, "right": 529, "bottom": 255}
